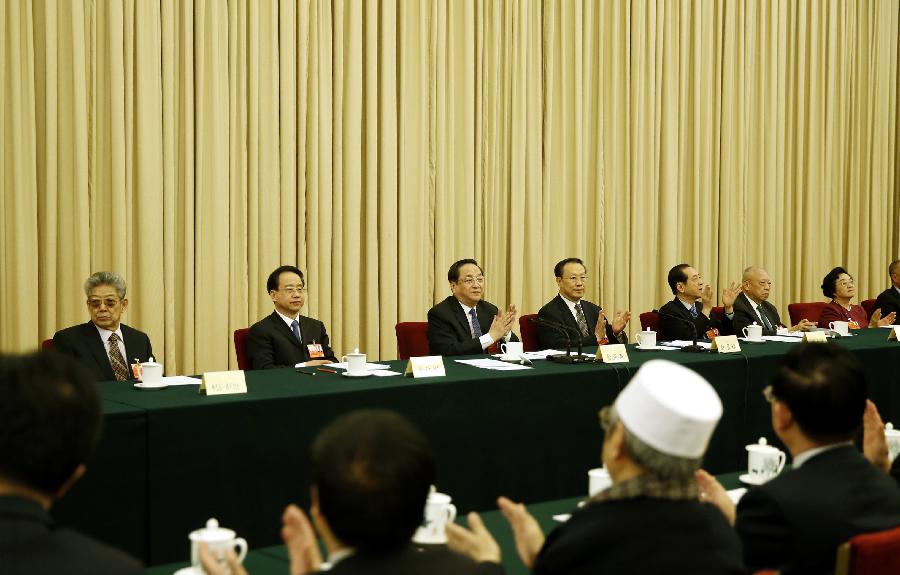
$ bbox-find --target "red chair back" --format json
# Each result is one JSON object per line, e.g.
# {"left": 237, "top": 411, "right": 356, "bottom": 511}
{"left": 835, "top": 525, "right": 900, "bottom": 575}
{"left": 519, "top": 314, "right": 540, "bottom": 351}
{"left": 711, "top": 306, "right": 725, "bottom": 323}
{"left": 861, "top": 299, "right": 877, "bottom": 320}
{"left": 639, "top": 311, "right": 660, "bottom": 332}
{"left": 788, "top": 302, "right": 827, "bottom": 326}
{"left": 395, "top": 322, "right": 430, "bottom": 360}
{"left": 234, "top": 328, "right": 251, "bottom": 370}
{"left": 40, "top": 338, "right": 54, "bottom": 351}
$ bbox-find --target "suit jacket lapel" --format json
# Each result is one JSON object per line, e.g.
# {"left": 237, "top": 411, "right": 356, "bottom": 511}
{"left": 84, "top": 323, "right": 115, "bottom": 380}
{"left": 272, "top": 311, "right": 305, "bottom": 349}
{"left": 475, "top": 302, "right": 493, "bottom": 336}
{"left": 553, "top": 295, "right": 581, "bottom": 334}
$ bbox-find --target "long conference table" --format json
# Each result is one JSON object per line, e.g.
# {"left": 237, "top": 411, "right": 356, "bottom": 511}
{"left": 54, "top": 329, "right": 900, "bottom": 567}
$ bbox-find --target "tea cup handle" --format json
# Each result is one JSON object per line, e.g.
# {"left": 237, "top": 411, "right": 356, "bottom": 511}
{"left": 742, "top": 327, "right": 749, "bottom": 338}
{"left": 445, "top": 503, "right": 457, "bottom": 523}
{"left": 828, "top": 322, "right": 835, "bottom": 331}
{"left": 776, "top": 451, "right": 787, "bottom": 474}
{"left": 633, "top": 332, "right": 641, "bottom": 342}
{"left": 500, "top": 343, "right": 508, "bottom": 355}
{"left": 234, "top": 537, "right": 248, "bottom": 563}
{"left": 340, "top": 355, "right": 348, "bottom": 364}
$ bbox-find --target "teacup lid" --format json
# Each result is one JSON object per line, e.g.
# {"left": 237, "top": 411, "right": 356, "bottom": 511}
{"left": 141, "top": 356, "right": 162, "bottom": 367}
{"left": 746, "top": 437, "right": 779, "bottom": 452}
{"left": 348, "top": 348, "right": 364, "bottom": 356}
{"left": 189, "top": 518, "right": 235, "bottom": 542}
{"left": 886, "top": 423, "right": 900, "bottom": 437}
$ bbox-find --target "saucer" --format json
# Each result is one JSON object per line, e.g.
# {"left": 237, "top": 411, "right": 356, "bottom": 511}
{"left": 134, "top": 382, "right": 169, "bottom": 391}
{"left": 498, "top": 354, "right": 525, "bottom": 362}
{"left": 173, "top": 567, "right": 202, "bottom": 575}
{"left": 412, "top": 532, "right": 447, "bottom": 545}
{"left": 738, "top": 473, "right": 770, "bottom": 486}
{"left": 634, "top": 345, "right": 670, "bottom": 351}
{"left": 739, "top": 338, "right": 765, "bottom": 344}
{"left": 340, "top": 371, "right": 372, "bottom": 378}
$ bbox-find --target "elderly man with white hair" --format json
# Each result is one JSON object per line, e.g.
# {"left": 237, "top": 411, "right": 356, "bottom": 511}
{"left": 446, "top": 359, "right": 746, "bottom": 574}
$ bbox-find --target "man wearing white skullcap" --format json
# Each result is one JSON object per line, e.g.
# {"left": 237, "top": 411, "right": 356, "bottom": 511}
{"left": 446, "top": 359, "right": 746, "bottom": 574}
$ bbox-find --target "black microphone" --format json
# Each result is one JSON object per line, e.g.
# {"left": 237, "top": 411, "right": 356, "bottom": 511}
{"left": 532, "top": 317, "right": 593, "bottom": 364}
{"left": 652, "top": 307, "right": 707, "bottom": 353}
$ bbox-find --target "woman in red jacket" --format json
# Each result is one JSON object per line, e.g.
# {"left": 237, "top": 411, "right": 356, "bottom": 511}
{"left": 818, "top": 266, "right": 896, "bottom": 329}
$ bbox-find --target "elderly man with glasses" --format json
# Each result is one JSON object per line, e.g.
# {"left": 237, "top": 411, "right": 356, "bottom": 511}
{"left": 53, "top": 271, "right": 155, "bottom": 382}
{"left": 426, "top": 259, "right": 518, "bottom": 356}
{"left": 536, "top": 257, "right": 630, "bottom": 350}
{"left": 247, "top": 265, "right": 336, "bottom": 369}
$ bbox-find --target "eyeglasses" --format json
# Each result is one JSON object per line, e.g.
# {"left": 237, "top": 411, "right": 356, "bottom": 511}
{"left": 277, "top": 286, "right": 307, "bottom": 295}
{"left": 460, "top": 276, "right": 485, "bottom": 286}
{"left": 564, "top": 275, "right": 588, "bottom": 283}
{"left": 837, "top": 279, "right": 855, "bottom": 287}
{"left": 88, "top": 298, "right": 121, "bottom": 309}
{"left": 598, "top": 406, "right": 612, "bottom": 431}
{"left": 762, "top": 385, "right": 776, "bottom": 403}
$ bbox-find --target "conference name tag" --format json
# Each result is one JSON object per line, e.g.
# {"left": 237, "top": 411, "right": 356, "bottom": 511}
{"left": 597, "top": 344, "right": 629, "bottom": 364}
{"left": 199, "top": 370, "right": 248, "bottom": 396}
{"left": 712, "top": 335, "right": 741, "bottom": 354}
{"left": 803, "top": 331, "right": 828, "bottom": 343}
{"left": 404, "top": 356, "right": 446, "bottom": 378}
{"left": 888, "top": 326, "right": 900, "bottom": 341}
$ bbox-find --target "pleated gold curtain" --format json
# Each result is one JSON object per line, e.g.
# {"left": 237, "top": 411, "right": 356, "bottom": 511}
{"left": 1, "top": 0, "right": 898, "bottom": 371}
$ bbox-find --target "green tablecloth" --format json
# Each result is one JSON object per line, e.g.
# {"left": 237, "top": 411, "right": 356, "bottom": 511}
{"left": 59, "top": 329, "right": 900, "bottom": 565}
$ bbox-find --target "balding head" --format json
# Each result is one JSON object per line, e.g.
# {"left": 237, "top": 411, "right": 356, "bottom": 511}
{"left": 742, "top": 266, "right": 772, "bottom": 303}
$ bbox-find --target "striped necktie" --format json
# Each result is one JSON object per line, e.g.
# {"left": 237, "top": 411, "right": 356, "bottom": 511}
{"left": 107, "top": 333, "right": 130, "bottom": 381}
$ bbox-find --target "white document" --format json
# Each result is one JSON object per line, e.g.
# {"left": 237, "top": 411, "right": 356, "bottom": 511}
{"left": 455, "top": 358, "right": 532, "bottom": 371}
{"left": 325, "top": 362, "right": 392, "bottom": 371}
{"left": 761, "top": 336, "right": 805, "bottom": 343}
{"left": 665, "top": 340, "right": 712, "bottom": 349}
{"left": 161, "top": 376, "right": 202, "bottom": 386}
{"left": 370, "top": 370, "right": 403, "bottom": 377}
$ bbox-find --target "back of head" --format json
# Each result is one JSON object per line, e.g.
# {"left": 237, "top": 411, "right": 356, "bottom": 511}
{"left": 0, "top": 352, "right": 102, "bottom": 496}
{"left": 770, "top": 342, "right": 865, "bottom": 443}
{"left": 613, "top": 360, "right": 722, "bottom": 479}
{"left": 311, "top": 409, "right": 436, "bottom": 552}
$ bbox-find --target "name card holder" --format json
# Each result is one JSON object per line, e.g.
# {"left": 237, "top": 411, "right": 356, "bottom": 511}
{"left": 597, "top": 344, "right": 629, "bottom": 364}
{"left": 200, "top": 370, "right": 248, "bottom": 396}
{"left": 712, "top": 335, "right": 741, "bottom": 354}
{"left": 803, "top": 331, "right": 828, "bottom": 343}
{"left": 404, "top": 356, "right": 446, "bottom": 378}
{"left": 888, "top": 327, "right": 900, "bottom": 341}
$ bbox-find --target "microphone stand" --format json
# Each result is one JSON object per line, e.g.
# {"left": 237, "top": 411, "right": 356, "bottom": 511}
{"left": 653, "top": 307, "right": 708, "bottom": 353}
{"left": 534, "top": 317, "right": 593, "bottom": 364}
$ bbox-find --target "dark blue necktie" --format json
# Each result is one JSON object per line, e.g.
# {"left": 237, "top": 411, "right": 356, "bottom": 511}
{"left": 291, "top": 319, "right": 302, "bottom": 341}
{"left": 689, "top": 305, "right": 699, "bottom": 319}
{"left": 469, "top": 308, "right": 483, "bottom": 338}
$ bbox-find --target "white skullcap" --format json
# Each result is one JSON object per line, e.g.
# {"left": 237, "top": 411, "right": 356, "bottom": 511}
{"left": 615, "top": 359, "right": 723, "bottom": 459}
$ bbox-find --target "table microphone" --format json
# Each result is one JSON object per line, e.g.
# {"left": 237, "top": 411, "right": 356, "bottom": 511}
{"left": 652, "top": 308, "right": 708, "bottom": 353}
{"left": 532, "top": 317, "right": 593, "bottom": 364}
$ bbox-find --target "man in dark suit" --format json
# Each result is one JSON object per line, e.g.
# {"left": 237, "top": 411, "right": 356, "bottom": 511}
{"left": 201, "top": 410, "right": 502, "bottom": 575}
{"left": 427, "top": 259, "right": 517, "bottom": 356}
{"left": 247, "top": 265, "right": 336, "bottom": 369}
{"left": 697, "top": 343, "right": 900, "bottom": 575}
{"left": 732, "top": 266, "right": 815, "bottom": 336}
{"left": 53, "top": 271, "right": 154, "bottom": 382}
{"left": 873, "top": 259, "right": 900, "bottom": 324}
{"left": 0, "top": 352, "right": 143, "bottom": 575}
{"left": 446, "top": 360, "right": 746, "bottom": 574}
{"left": 536, "top": 258, "right": 630, "bottom": 349}
{"left": 658, "top": 263, "right": 739, "bottom": 341}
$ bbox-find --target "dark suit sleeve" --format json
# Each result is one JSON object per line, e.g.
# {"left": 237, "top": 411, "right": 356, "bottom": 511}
{"left": 875, "top": 291, "right": 900, "bottom": 323}
{"left": 537, "top": 306, "right": 569, "bottom": 349}
{"left": 427, "top": 304, "right": 484, "bottom": 356}
{"left": 311, "top": 319, "right": 337, "bottom": 362}
{"left": 735, "top": 487, "right": 794, "bottom": 572}
{"left": 711, "top": 311, "right": 733, "bottom": 336}
{"left": 658, "top": 302, "right": 692, "bottom": 341}
{"left": 247, "top": 322, "right": 283, "bottom": 370}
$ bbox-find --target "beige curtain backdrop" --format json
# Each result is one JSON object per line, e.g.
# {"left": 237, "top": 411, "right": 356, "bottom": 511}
{"left": 1, "top": 0, "right": 898, "bottom": 371}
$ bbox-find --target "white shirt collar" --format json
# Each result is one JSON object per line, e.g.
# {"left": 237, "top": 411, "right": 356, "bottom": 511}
{"left": 276, "top": 309, "right": 301, "bottom": 330}
{"left": 93, "top": 323, "right": 124, "bottom": 343}
{"left": 894, "top": 286, "right": 900, "bottom": 296}
{"left": 791, "top": 441, "right": 853, "bottom": 469}
{"left": 559, "top": 293, "right": 582, "bottom": 312}
{"left": 679, "top": 298, "right": 697, "bottom": 312}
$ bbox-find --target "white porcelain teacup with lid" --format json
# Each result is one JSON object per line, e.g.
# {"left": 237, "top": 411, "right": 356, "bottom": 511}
{"left": 188, "top": 518, "right": 248, "bottom": 569}
{"left": 746, "top": 437, "right": 786, "bottom": 482}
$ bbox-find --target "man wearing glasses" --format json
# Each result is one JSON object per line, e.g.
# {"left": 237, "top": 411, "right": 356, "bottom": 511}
{"left": 537, "top": 258, "right": 630, "bottom": 349}
{"left": 427, "top": 259, "right": 518, "bottom": 356}
{"left": 247, "top": 265, "right": 336, "bottom": 369}
{"left": 53, "top": 271, "right": 154, "bottom": 382}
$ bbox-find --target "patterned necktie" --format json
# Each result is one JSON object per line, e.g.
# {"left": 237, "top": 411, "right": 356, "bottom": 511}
{"left": 689, "top": 305, "right": 699, "bottom": 319}
{"left": 574, "top": 302, "right": 590, "bottom": 337}
{"left": 107, "top": 333, "right": 130, "bottom": 381}
{"left": 757, "top": 306, "right": 774, "bottom": 331}
{"left": 469, "top": 308, "right": 483, "bottom": 338}
{"left": 291, "top": 319, "right": 302, "bottom": 341}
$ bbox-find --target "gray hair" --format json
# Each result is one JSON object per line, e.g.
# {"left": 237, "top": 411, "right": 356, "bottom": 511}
{"left": 609, "top": 405, "right": 702, "bottom": 480}
{"left": 83, "top": 271, "right": 127, "bottom": 300}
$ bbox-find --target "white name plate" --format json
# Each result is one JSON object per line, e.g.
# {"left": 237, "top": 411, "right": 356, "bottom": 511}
{"left": 888, "top": 326, "right": 900, "bottom": 341}
{"left": 404, "top": 356, "right": 446, "bottom": 378}
{"left": 712, "top": 335, "right": 741, "bottom": 353}
{"left": 597, "top": 344, "right": 629, "bottom": 363}
{"left": 200, "top": 370, "right": 248, "bottom": 396}
{"left": 803, "top": 331, "right": 828, "bottom": 343}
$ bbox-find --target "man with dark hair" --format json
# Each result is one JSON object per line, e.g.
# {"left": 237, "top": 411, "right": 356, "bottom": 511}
{"left": 427, "top": 259, "right": 518, "bottom": 356}
{"left": 53, "top": 271, "right": 154, "bottom": 381}
{"left": 247, "top": 265, "right": 336, "bottom": 369}
{"left": 537, "top": 258, "right": 630, "bottom": 349}
{"left": 697, "top": 343, "right": 900, "bottom": 574}
{"left": 658, "top": 263, "right": 739, "bottom": 341}
{"left": 873, "top": 259, "right": 900, "bottom": 325}
{"left": 202, "top": 410, "right": 502, "bottom": 575}
{"left": 0, "top": 352, "right": 143, "bottom": 574}
{"left": 446, "top": 360, "right": 745, "bottom": 574}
